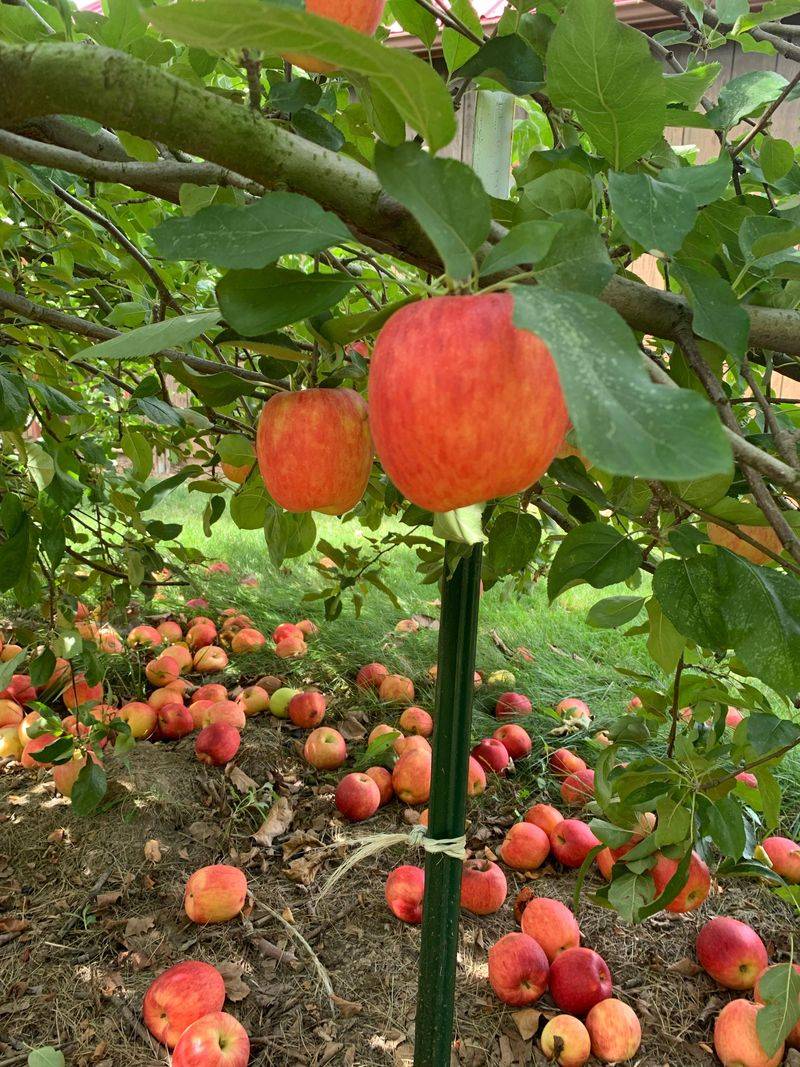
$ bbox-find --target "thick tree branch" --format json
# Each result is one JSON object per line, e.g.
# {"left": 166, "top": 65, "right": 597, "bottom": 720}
{"left": 0, "top": 288, "right": 283, "bottom": 389}
{"left": 4, "top": 43, "right": 800, "bottom": 364}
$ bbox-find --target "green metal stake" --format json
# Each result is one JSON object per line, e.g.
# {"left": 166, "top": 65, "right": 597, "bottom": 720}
{"left": 414, "top": 542, "right": 483, "bottom": 1067}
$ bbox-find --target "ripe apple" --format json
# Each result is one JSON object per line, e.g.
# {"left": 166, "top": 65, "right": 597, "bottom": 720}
{"left": 650, "top": 850, "right": 710, "bottom": 912}
{"left": 549, "top": 748, "right": 587, "bottom": 778}
{"left": 556, "top": 697, "right": 591, "bottom": 723}
{"left": 398, "top": 706, "right": 433, "bottom": 737}
{"left": 585, "top": 998, "right": 641, "bottom": 1062}
{"left": 379, "top": 674, "right": 415, "bottom": 704}
{"left": 370, "top": 293, "right": 568, "bottom": 511}
{"left": 230, "top": 628, "right": 266, "bottom": 654}
{"left": 524, "top": 803, "right": 563, "bottom": 837}
{"left": 157, "top": 620, "right": 183, "bottom": 644}
{"left": 499, "top": 823, "right": 550, "bottom": 870}
{"left": 222, "top": 615, "right": 254, "bottom": 635}
{"left": 202, "top": 700, "right": 246, "bottom": 731}
{"left": 336, "top": 772, "right": 381, "bottom": 822}
{"left": 395, "top": 618, "right": 419, "bottom": 634}
{"left": 304, "top": 727, "right": 347, "bottom": 769}
{"left": 762, "top": 836, "right": 800, "bottom": 883}
{"left": 549, "top": 947, "right": 612, "bottom": 1016}
{"left": 495, "top": 691, "right": 532, "bottom": 719}
{"left": 241, "top": 686, "right": 270, "bottom": 717}
{"left": 736, "top": 771, "right": 758, "bottom": 789}
{"left": 272, "top": 623, "right": 304, "bottom": 644}
{"left": 275, "top": 635, "right": 307, "bottom": 659}
{"left": 150, "top": 687, "right": 185, "bottom": 711}
{"left": 0, "top": 725, "right": 23, "bottom": 760}
{"left": 356, "top": 662, "right": 389, "bottom": 690}
{"left": 714, "top": 999, "right": 784, "bottom": 1067}
{"left": 185, "top": 597, "right": 209, "bottom": 609}
{"left": 256, "top": 388, "right": 373, "bottom": 514}
{"left": 21, "top": 734, "right": 57, "bottom": 769}
{"left": 189, "top": 699, "right": 214, "bottom": 729}
{"left": 168, "top": 645, "right": 194, "bottom": 674}
{"left": 39, "top": 656, "right": 71, "bottom": 695}
{"left": 385, "top": 865, "right": 424, "bottom": 924}
{"left": 392, "top": 748, "right": 431, "bottom": 804}
{"left": 0, "top": 642, "right": 23, "bottom": 663}
{"left": 184, "top": 864, "right": 248, "bottom": 923}
{"left": 460, "top": 859, "right": 507, "bottom": 915}
{"left": 540, "top": 1014, "right": 591, "bottom": 1066}
{"left": 172, "top": 1011, "right": 250, "bottom": 1067}
{"left": 53, "top": 752, "right": 96, "bottom": 797}
{"left": 270, "top": 687, "right": 301, "bottom": 719}
{"left": 296, "top": 619, "right": 318, "bottom": 636}
{"left": 708, "top": 522, "right": 783, "bottom": 565}
{"left": 127, "top": 624, "right": 163, "bottom": 649}
{"left": 755, "top": 963, "right": 800, "bottom": 1048}
{"left": 0, "top": 699, "right": 23, "bottom": 729}
{"left": 467, "top": 755, "right": 487, "bottom": 797}
{"left": 19, "top": 710, "right": 43, "bottom": 744}
{"left": 493, "top": 723, "right": 531, "bottom": 760}
{"left": 550, "top": 819, "right": 601, "bottom": 869}
{"left": 146, "top": 655, "right": 181, "bottom": 687}
{"left": 471, "top": 737, "right": 510, "bottom": 776}
{"left": 394, "top": 734, "right": 430, "bottom": 757}
{"left": 520, "top": 897, "right": 581, "bottom": 961}
{"left": 187, "top": 622, "right": 218, "bottom": 650}
{"left": 157, "top": 703, "right": 194, "bottom": 740}
{"left": 98, "top": 627, "right": 123, "bottom": 654}
{"left": 189, "top": 614, "right": 216, "bottom": 628}
{"left": 726, "top": 705, "right": 745, "bottom": 728}
{"left": 488, "top": 932, "right": 549, "bottom": 1006}
{"left": 595, "top": 840, "right": 637, "bottom": 882}
{"left": 368, "top": 722, "right": 398, "bottom": 745}
{"left": 282, "top": 0, "right": 387, "bottom": 74}
{"left": 143, "top": 960, "right": 226, "bottom": 1048}
{"left": 288, "top": 690, "right": 326, "bottom": 729}
{"left": 560, "top": 768, "right": 595, "bottom": 806}
{"left": 365, "top": 766, "right": 394, "bottom": 806}
{"left": 196, "top": 723, "right": 242, "bottom": 766}
{"left": 696, "top": 917, "right": 768, "bottom": 990}
{"left": 62, "top": 674, "right": 103, "bottom": 711}
{"left": 193, "top": 645, "right": 229, "bottom": 674}
{"left": 121, "top": 701, "right": 158, "bottom": 739}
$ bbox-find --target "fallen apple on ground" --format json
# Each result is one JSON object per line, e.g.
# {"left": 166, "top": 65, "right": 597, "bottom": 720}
{"left": 356, "top": 662, "right": 389, "bottom": 690}
{"left": 379, "top": 673, "right": 415, "bottom": 704}
{"left": 184, "top": 865, "right": 248, "bottom": 924}
{"left": 549, "top": 748, "right": 587, "bottom": 778}
{"left": 398, "top": 706, "right": 433, "bottom": 737}
{"left": 269, "top": 687, "right": 301, "bottom": 719}
{"left": 304, "top": 727, "right": 347, "bottom": 770}
{"left": 492, "top": 723, "right": 531, "bottom": 760}
{"left": 696, "top": 917, "right": 768, "bottom": 990}
{"left": 143, "top": 960, "right": 226, "bottom": 1048}
{"left": 488, "top": 932, "right": 549, "bottom": 1006}
{"left": 762, "top": 835, "right": 800, "bottom": 883}
{"left": 171, "top": 1011, "right": 250, "bottom": 1067}
{"left": 288, "top": 690, "right": 326, "bottom": 729}
{"left": 392, "top": 748, "right": 431, "bottom": 804}
{"left": 240, "top": 686, "right": 270, "bottom": 717}
{"left": 540, "top": 1014, "right": 591, "bottom": 1066}
{"left": 650, "top": 850, "right": 710, "bottom": 913}
{"left": 524, "top": 803, "right": 563, "bottom": 836}
{"left": 585, "top": 998, "right": 641, "bottom": 1062}
{"left": 195, "top": 722, "right": 241, "bottom": 766}
{"left": 365, "top": 765, "right": 394, "bottom": 806}
{"left": 499, "top": 823, "right": 550, "bottom": 871}
{"left": 520, "top": 897, "right": 581, "bottom": 962}
{"left": 385, "top": 865, "right": 424, "bottom": 924}
{"left": 495, "top": 691, "right": 532, "bottom": 719}
{"left": 460, "top": 859, "right": 507, "bottom": 915}
{"left": 560, "top": 768, "right": 595, "bottom": 806}
{"left": 550, "top": 819, "right": 600, "bottom": 869}
{"left": 335, "top": 772, "right": 381, "bottom": 822}
{"left": 471, "top": 737, "right": 510, "bottom": 776}
{"left": 549, "top": 947, "right": 612, "bottom": 1016}
{"left": 713, "top": 999, "right": 784, "bottom": 1067}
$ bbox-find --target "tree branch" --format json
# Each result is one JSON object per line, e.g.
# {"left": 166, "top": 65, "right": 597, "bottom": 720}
{"left": 648, "top": 0, "right": 800, "bottom": 64}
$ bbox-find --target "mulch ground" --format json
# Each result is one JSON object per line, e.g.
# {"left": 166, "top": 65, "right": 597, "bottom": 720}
{"left": 0, "top": 702, "right": 797, "bottom": 1067}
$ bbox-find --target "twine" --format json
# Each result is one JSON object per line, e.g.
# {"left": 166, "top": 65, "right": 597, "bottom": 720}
{"left": 318, "top": 824, "right": 467, "bottom": 901}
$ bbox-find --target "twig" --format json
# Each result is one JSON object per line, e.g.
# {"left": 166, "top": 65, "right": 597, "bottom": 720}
{"left": 741, "top": 358, "right": 799, "bottom": 469}
{"left": 732, "top": 69, "right": 800, "bottom": 157}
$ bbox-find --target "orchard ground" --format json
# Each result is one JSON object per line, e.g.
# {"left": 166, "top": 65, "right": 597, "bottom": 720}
{"left": 0, "top": 493, "right": 798, "bottom": 1066}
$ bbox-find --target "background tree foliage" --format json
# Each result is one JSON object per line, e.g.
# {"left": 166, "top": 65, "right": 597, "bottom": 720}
{"left": 1, "top": 0, "right": 800, "bottom": 956}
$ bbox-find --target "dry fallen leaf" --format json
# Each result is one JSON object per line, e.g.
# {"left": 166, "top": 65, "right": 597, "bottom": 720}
{"left": 668, "top": 957, "right": 703, "bottom": 977}
{"left": 95, "top": 891, "right": 122, "bottom": 910}
{"left": 0, "top": 919, "right": 29, "bottom": 934}
{"left": 331, "top": 994, "right": 362, "bottom": 1018}
{"left": 511, "top": 1008, "right": 542, "bottom": 1042}
{"left": 284, "top": 852, "right": 326, "bottom": 886}
{"left": 187, "top": 821, "right": 217, "bottom": 843}
{"left": 228, "top": 766, "right": 258, "bottom": 794}
{"left": 218, "top": 962, "right": 251, "bottom": 1002}
{"left": 252, "top": 795, "right": 293, "bottom": 847}
{"left": 143, "top": 839, "right": 162, "bottom": 863}
{"left": 124, "top": 915, "right": 155, "bottom": 940}
{"left": 338, "top": 717, "right": 367, "bottom": 742}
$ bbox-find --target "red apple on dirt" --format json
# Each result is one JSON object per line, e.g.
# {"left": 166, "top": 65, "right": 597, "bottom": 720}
{"left": 187, "top": 622, "right": 218, "bottom": 650}
{"left": 193, "top": 645, "right": 229, "bottom": 674}
{"left": 394, "top": 734, "right": 430, "bottom": 757}
{"left": 524, "top": 803, "right": 563, "bottom": 836}
{"left": 202, "top": 700, "right": 246, "bottom": 731}
{"left": 304, "top": 727, "right": 347, "bottom": 769}
{"left": 62, "top": 674, "right": 103, "bottom": 711}
{"left": 385, "top": 865, "right": 424, "bottom": 924}
{"left": 143, "top": 960, "right": 226, "bottom": 1048}
{"left": 467, "top": 755, "right": 487, "bottom": 796}
{"left": 0, "top": 726, "right": 22, "bottom": 760}
{"left": 696, "top": 917, "right": 768, "bottom": 990}
{"left": 365, "top": 765, "right": 394, "bottom": 806}
{"left": 585, "top": 998, "right": 641, "bottom": 1062}
{"left": 540, "top": 1014, "right": 591, "bottom": 1066}
{"left": 53, "top": 752, "right": 96, "bottom": 797}
{"left": 650, "top": 850, "right": 710, "bottom": 912}
{"left": 172, "top": 1011, "right": 249, "bottom": 1067}
{"left": 157, "top": 702, "right": 194, "bottom": 740}
{"left": 713, "top": 999, "right": 784, "bottom": 1067}
{"left": 184, "top": 864, "right": 248, "bottom": 924}
{"left": 127, "top": 624, "right": 163, "bottom": 649}
{"left": 21, "top": 734, "right": 57, "bottom": 769}
{"left": 257, "top": 387, "right": 372, "bottom": 514}
{"left": 120, "top": 702, "right": 157, "bottom": 739}
{"left": 356, "top": 662, "right": 389, "bottom": 690}
{"left": 495, "top": 691, "right": 532, "bottom": 719}
{"left": 370, "top": 292, "right": 568, "bottom": 512}
{"left": 230, "top": 628, "right": 266, "bottom": 654}
{"left": 335, "top": 772, "right": 381, "bottom": 822}
{"left": 196, "top": 722, "right": 241, "bottom": 766}
{"left": 471, "top": 737, "right": 510, "bottom": 776}
{"left": 762, "top": 835, "right": 800, "bottom": 883}
{"left": 493, "top": 723, "right": 531, "bottom": 760}
{"left": 146, "top": 655, "right": 181, "bottom": 687}
{"left": 0, "top": 700, "right": 22, "bottom": 728}
{"left": 398, "top": 706, "right": 433, "bottom": 737}
{"left": 392, "top": 748, "right": 431, "bottom": 804}
{"left": 240, "top": 686, "right": 270, "bottom": 717}
{"left": 275, "top": 635, "right": 307, "bottom": 659}
{"left": 560, "top": 768, "right": 595, "bottom": 806}
{"left": 488, "top": 932, "right": 549, "bottom": 1006}
{"left": 550, "top": 819, "right": 600, "bottom": 869}
{"left": 288, "top": 690, "right": 326, "bottom": 729}
{"left": 755, "top": 963, "right": 800, "bottom": 1048}
{"left": 157, "top": 620, "right": 183, "bottom": 644}
{"left": 520, "top": 897, "right": 581, "bottom": 962}
{"left": 379, "top": 673, "right": 415, "bottom": 704}
{"left": 194, "top": 683, "right": 228, "bottom": 703}
{"left": 460, "top": 859, "right": 507, "bottom": 915}
{"left": 499, "top": 823, "right": 550, "bottom": 871}
{"left": 549, "top": 748, "right": 587, "bottom": 778}
{"left": 550, "top": 947, "right": 612, "bottom": 1016}
{"left": 189, "top": 700, "right": 214, "bottom": 729}
{"left": 150, "top": 687, "right": 185, "bottom": 711}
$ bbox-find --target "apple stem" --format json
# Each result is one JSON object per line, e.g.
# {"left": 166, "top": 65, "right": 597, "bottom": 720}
{"left": 414, "top": 541, "right": 483, "bottom": 1066}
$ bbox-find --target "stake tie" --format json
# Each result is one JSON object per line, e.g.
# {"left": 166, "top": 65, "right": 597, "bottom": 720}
{"left": 318, "top": 824, "right": 467, "bottom": 901}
